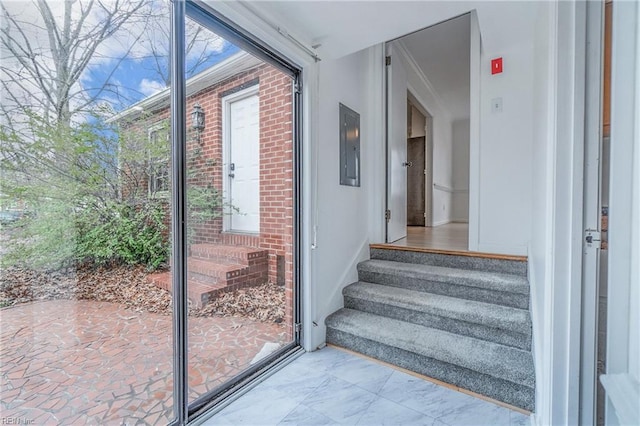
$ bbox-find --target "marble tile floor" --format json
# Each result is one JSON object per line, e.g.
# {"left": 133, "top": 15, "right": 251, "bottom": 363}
{"left": 202, "top": 346, "right": 530, "bottom": 426}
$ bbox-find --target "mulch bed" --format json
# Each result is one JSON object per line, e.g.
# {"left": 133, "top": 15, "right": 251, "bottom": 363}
{"left": 0, "top": 265, "right": 286, "bottom": 324}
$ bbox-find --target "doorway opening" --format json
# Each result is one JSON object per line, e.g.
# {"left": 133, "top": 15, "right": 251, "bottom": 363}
{"left": 406, "top": 96, "right": 429, "bottom": 228}
{"left": 385, "top": 13, "right": 472, "bottom": 252}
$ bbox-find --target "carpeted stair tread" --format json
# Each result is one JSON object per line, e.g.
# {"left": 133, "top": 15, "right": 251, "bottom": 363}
{"left": 370, "top": 247, "right": 528, "bottom": 276}
{"left": 343, "top": 281, "right": 531, "bottom": 336}
{"left": 358, "top": 259, "right": 529, "bottom": 294}
{"left": 326, "top": 308, "right": 534, "bottom": 389}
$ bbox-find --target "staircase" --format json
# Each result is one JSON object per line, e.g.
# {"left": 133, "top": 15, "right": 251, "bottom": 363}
{"left": 325, "top": 246, "right": 535, "bottom": 412}
{"left": 148, "top": 244, "right": 269, "bottom": 308}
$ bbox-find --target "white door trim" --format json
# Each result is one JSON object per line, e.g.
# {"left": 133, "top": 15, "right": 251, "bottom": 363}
{"left": 468, "top": 10, "right": 481, "bottom": 252}
{"left": 222, "top": 84, "right": 260, "bottom": 233}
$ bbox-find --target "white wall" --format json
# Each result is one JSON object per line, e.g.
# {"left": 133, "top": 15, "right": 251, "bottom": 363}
{"left": 452, "top": 119, "right": 470, "bottom": 222}
{"left": 476, "top": 35, "right": 534, "bottom": 255}
{"left": 307, "top": 46, "right": 381, "bottom": 349}
{"left": 394, "top": 43, "right": 454, "bottom": 227}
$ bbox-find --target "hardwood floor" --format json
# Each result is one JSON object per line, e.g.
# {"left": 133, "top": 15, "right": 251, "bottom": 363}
{"left": 389, "top": 223, "right": 469, "bottom": 252}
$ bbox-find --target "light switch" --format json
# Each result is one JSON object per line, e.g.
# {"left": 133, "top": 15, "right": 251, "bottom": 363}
{"left": 491, "top": 97, "right": 503, "bottom": 113}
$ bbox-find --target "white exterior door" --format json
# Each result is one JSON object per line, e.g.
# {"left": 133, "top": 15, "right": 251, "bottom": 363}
{"left": 223, "top": 88, "right": 260, "bottom": 233}
{"left": 386, "top": 44, "right": 408, "bottom": 242}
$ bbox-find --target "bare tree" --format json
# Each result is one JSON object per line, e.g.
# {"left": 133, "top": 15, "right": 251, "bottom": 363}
{"left": 1, "top": 0, "right": 149, "bottom": 127}
{"left": 142, "top": 15, "right": 233, "bottom": 86}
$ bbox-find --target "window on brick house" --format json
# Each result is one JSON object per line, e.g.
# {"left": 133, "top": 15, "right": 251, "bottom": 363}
{"left": 148, "top": 124, "right": 170, "bottom": 196}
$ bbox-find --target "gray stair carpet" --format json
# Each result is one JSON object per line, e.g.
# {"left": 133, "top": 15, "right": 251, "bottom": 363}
{"left": 358, "top": 259, "right": 529, "bottom": 309}
{"left": 343, "top": 281, "right": 532, "bottom": 350}
{"left": 326, "top": 248, "right": 535, "bottom": 412}
{"left": 370, "top": 247, "right": 528, "bottom": 276}
{"left": 326, "top": 308, "right": 535, "bottom": 411}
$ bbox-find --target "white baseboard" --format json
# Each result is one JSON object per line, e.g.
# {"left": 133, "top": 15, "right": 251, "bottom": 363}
{"left": 432, "top": 219, "right": 451, "bottom": 227}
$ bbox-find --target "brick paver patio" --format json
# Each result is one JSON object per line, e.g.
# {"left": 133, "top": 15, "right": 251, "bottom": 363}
{"left": 0, "top": 300, "right": 288, "bottom": 425}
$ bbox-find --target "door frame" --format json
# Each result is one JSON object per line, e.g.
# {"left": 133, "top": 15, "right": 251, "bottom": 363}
{"left": 407, "top": 89, "right": 433, "bottom": 227}
{"left": 468, "top": 10, "right": 481, "bottom": 252}
{"left": 384, "top": 14, "right": 476, "bottom": 247}
{"left": 221, "top": 84, "right": 260, "bottom": 234}
{"left": 579, "top": 1, "right": 604, "bottom": 424}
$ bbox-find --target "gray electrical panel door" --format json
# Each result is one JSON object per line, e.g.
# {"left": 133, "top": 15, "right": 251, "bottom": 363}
{"left": 339, "top": 103, "right": 360, "bottom": 187}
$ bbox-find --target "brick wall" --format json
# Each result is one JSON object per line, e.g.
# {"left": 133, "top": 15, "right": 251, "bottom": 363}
{"left": 121, "top": 62, "right": 294, "bottom": 330}
{"left": 185, "top": 63, "right": 293, "bottom": 290}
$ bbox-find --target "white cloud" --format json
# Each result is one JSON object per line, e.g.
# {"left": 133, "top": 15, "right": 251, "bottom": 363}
{"left": 139, "top": 78, "right": 165, "bottom": 97}
{"left": 2, "top": 0, "right": 231, "bottom": 126}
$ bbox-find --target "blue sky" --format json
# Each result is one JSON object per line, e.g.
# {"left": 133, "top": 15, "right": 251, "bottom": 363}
{"left": 84, "top": 42, "right": 241, "bottom": 114}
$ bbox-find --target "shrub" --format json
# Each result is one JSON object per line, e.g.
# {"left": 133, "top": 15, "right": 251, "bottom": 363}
{"left": 2, "top": 198, "right": 169, "bottom": 271}
{"left": 75, "top": 200, "right": 169, "bottom": 270}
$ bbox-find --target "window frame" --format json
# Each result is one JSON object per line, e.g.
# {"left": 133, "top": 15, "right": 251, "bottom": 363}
{"left": 169, "top": 2, "right": 304, "bottom": 424}
{"left": 147, "top": 122, "right": 171, "bottom": 198}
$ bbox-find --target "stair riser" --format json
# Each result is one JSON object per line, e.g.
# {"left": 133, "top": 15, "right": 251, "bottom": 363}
{"left": 188, "top": 269, "right": 268, "bottom": 287}
{"left": 344, "top": 296, "right": 531, "bottom": 350}
{"left": 370, "top": 248, "right": 527, "bottom": 277}
{"left": 326, "top": 328, "right": 534, "bottom": 412}
{"left": 358, "top": 270, "right": 529, "bottom": 309}
{"left": 189, "top": 289, "right": 218, "bottom": 308}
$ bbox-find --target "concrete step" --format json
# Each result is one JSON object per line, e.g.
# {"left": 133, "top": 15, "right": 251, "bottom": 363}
{"left": 343, "top": 281, "right": 531, "bottom": 350}
{"left": 370, "top": 247, "right": 527, "bottom": 276}
{"left": 357, "top": 259, "right": 529, "bottom": 309}
{"left": 190, "top": 244, "right": 268, "bottom": 266}
{"left": 325, "top": 308, "right": 535, "bottom": 411}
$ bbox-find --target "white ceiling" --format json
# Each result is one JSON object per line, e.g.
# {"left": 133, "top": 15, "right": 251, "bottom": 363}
{"left": 399, "top": 14, "right": 470, "bottom": 121}
{"left": 247, "top": 1, "right": 540, "bottom": 60}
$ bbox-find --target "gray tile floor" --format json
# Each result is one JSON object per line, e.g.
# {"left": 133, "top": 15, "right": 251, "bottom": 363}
{"left": 202, "top": 346, "right": 530, "bottom": 426}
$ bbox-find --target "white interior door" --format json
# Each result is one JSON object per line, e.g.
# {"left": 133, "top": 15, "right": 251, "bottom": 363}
{"left": 386, "top": 45, "right": 408, "bottom": 242}
{"left": 224, "top": 90, "right": 260, "bottom": 233}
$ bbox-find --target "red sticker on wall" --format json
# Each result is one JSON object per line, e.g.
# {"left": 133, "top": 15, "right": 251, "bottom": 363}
{"left": 491, "top": 57, "right": 503, "bottom": 75}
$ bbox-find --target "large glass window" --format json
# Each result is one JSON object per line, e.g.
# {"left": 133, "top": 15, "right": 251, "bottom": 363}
{"left": 0, "top": 1, "right": 176, "bottom": 423}
{"left": 1, "top": 1, "right": 300, "bottom": 424}
{"left": 181, "top": 15, "right": 297, "bottom": 408}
